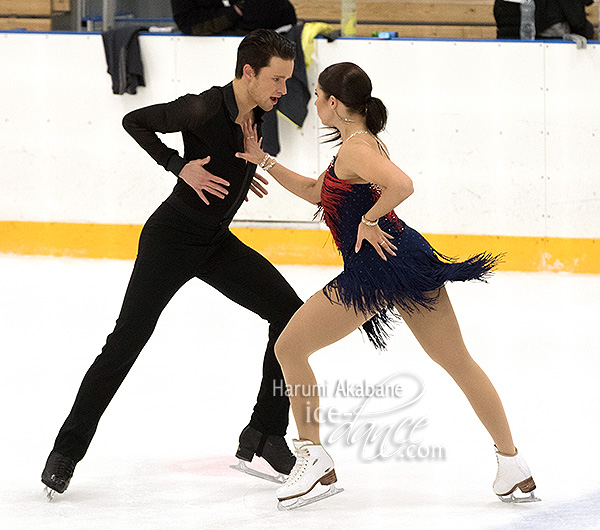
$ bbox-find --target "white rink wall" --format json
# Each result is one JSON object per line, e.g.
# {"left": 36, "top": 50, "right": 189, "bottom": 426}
{"left": 1, "top": 32, "right": 599, "bottom": 238}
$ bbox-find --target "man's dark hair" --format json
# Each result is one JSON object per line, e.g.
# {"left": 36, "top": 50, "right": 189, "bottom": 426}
{"left": 235, "top": 29, "right": 296, "bottom": 79}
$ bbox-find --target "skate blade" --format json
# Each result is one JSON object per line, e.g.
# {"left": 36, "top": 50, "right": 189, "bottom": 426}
{"left": 43, "top": 486, "right": 56, "bottom": 502}
{"left": 498, "top": 491, "right": 541, "bottom": 504}
{"left": 497, "top": 475, "right": 541, "bottom": 504}
{"left": 230, "top": 459, "right": 287, "bottom": 484}
{"left": 277, "top": 484, "right": 344, "bottom": 511}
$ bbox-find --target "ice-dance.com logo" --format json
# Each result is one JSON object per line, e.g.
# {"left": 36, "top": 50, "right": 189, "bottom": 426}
{"left": 274, "top": 371, "right": 446, "bottom": 462}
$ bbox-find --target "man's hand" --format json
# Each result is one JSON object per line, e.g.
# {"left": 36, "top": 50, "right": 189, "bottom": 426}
{"left": 245, "top": 173, "right": 269, "bottom": 202}
{"left": 179, "top": 156, "right": 230, "bottom": 205}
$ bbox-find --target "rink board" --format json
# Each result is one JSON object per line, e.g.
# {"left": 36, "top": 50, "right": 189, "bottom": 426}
{"left": 1, "top": 33, "right": 599, "bottom": 272}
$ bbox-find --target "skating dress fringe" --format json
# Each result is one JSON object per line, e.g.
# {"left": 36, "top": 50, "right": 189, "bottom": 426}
{"left": 317, "top": 158, "right": 501, "bottom": 350}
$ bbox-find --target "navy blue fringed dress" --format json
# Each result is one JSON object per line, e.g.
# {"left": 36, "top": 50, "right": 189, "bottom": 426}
{"left": 317, "top": 157, "right": 501, "bottom": 350}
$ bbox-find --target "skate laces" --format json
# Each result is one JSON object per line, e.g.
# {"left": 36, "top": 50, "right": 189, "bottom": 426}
{"left": 287, "top": 446, "right": 310, "bottom": 486}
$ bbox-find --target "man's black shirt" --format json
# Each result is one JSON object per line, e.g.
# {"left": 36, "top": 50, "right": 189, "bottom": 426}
{"left": 123, "top": 82, "right": 264, "bottom": 227}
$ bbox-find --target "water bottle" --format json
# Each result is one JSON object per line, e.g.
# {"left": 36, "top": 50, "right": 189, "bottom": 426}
{"left": 520, "top": 0, "right": 536, "bottom": 41}
{"left": 341, "top": 0, "right": 357, "bottom": 37}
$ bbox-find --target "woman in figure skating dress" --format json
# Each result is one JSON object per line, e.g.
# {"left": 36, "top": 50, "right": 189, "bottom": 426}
{"left": 236, "top": 62, "right": 538, "bottom": 508}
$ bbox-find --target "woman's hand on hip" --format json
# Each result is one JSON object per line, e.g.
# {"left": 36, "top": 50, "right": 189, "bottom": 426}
{"left": 355, "top": 223, "right": 397, "bottom": 260}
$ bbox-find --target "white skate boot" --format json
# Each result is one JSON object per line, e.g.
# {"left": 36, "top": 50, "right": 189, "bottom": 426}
{"left": 493, "top": 447, "right": 540, "bottom": 503}
{"left": 276, "top": 440, "right": 344, "bottom": 510}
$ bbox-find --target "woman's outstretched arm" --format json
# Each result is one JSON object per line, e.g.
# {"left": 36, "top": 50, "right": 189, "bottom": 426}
{"left": 236, "top": 121, "right": 325, "bottom": 205}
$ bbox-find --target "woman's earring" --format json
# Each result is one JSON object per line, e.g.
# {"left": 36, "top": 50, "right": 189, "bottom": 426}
{"left": 334, "top": 110, "right": 354, "bottom": 123}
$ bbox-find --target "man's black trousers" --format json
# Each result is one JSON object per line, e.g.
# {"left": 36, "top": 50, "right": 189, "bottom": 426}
{"left": 52, "top": 201, "right": 303, "bottom": 463}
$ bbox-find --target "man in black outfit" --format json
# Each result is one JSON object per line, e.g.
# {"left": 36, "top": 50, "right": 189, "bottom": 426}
{"left": 170, "top": 0, "right": 297, "bottom": 36}
{"left": 494, "top": 0, "right": 594, "bottom": 40}
{"left": 41, "top": 29, "right": 303, "bottom": 498}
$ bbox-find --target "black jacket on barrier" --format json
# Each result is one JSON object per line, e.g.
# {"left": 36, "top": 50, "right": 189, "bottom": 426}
{"left": 494, "top": 0, "right": 594, "bottom": 40}
{"left": 102, "top": 26, "right": 147, "bottom": 95}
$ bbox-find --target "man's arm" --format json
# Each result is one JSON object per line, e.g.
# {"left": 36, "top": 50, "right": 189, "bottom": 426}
{"left": 122, "top": 95, "right": 201, "bottom": 174}
{"left": 122, "top": 94, "right": 230, "bottom": 205}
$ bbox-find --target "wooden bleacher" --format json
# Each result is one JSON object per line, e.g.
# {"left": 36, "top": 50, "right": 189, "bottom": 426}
{"left": 0, "top": 0, "right": 69, "bottom": 31}
{"left": 293, "top": 0, "right": 599, "bottom": 40}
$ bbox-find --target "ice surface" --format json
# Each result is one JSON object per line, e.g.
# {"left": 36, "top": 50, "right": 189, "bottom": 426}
{"left": 0, "top": 254, "right": 599, "bottom": 530}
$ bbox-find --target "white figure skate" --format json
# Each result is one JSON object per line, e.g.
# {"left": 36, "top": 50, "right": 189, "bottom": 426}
{"left": 276, "top": 440, "right": 344, "bottom": 510}
{"left": 493, "top": 447, "right": 541, "bottom": 503}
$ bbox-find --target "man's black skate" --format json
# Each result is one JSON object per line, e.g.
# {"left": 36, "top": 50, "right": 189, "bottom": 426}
{"left": 231, "top": 425, "right": 295, "bottom": 483}
{"left": 41, "top": 451, "right": 75, "bottom": 500}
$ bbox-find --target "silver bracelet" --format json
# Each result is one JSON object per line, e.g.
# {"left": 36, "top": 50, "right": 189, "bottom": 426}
{"left": 361, "top": 215, "right": 378, "bottom": 226}
{"left": 258, "top": 153, "right": 271, "bottom": 169}
{"left": 263, "top": 157, "right": 277, "bottom": 171}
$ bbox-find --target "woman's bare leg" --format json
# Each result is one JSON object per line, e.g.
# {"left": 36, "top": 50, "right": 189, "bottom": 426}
{"left": 397, "top": 286, "right": 516, "bottom": 455}
{"left": 274, "top": 289, "right": 370, "bottom": 445}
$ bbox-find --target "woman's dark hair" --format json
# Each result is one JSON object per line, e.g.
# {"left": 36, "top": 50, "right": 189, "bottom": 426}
{"left": 318, "top": 62, "right": 388, "bottom": 143}
{"left": 235, "top": 29, "right": 296, "bottom": 79}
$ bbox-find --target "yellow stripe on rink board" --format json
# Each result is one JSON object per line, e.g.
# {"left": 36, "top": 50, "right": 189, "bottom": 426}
{"left": 424, "top": 234, "right": 599, "bottom": 275}
{"left": 0, "top": 221, "right": 598, "bottom": 274}
{"left": 0, "top": 221, "right": 143, "bottom": 261}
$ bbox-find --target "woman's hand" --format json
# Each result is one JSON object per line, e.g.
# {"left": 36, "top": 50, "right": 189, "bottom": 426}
{"left": 237, "top": 120, "right": 270, "bottom": 201}
{"left": 355, "top": 222, "right": 397, "bottom": 260}
{"left": 236, "top": 120, "right": 266, "bottom": 166}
